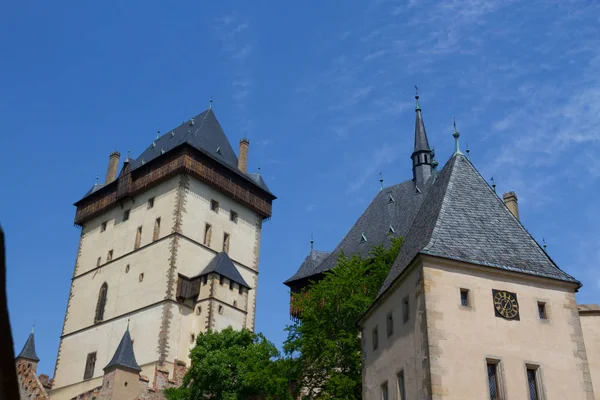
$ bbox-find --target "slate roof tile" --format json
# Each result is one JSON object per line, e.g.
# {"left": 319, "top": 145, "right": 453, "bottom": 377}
{"left": 16, "top": 332, "right": 39, "bottom": 362}
{"left": 104, "top": 327, "right": 141, "bottom": 372}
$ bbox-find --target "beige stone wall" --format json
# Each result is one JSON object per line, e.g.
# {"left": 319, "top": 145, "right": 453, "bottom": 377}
{"left": 580, "top": 309, "right": 600, "bottom": 399}
{"left": 361, "top": 261, "right": 430, "bottom": 400}
{"left": 422, "top": 258, "right": 592, "bottom": 400}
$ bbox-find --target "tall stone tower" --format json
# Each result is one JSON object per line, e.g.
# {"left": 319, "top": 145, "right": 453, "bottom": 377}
{"left": 51, "top": 108, "right": 276, "bottom": 399}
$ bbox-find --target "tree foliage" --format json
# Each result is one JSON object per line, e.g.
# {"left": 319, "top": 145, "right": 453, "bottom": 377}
{"left": 284, "top": 237, "right": 403, "bottom": 399}
{"left": 165, "top": 327, "right": 293, "bottom": 400}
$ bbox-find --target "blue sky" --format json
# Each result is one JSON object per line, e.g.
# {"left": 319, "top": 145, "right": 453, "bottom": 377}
{"left": 2, "top": 0, "right": 599, "bottom": 376}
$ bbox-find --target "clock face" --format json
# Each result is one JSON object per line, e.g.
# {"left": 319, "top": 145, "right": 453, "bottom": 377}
{"left": 493, "top": 290, "right": 519, "bottom": 320}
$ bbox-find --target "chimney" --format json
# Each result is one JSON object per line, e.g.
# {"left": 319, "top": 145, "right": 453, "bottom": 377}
{"left": 105, "top": 151, "right": 121, "bottom": 184}
{"left": 503, "top": 191, "right": 520, "bottom": 221}
{"left": 238, "top": 139, "right": 249, "bottom": 173}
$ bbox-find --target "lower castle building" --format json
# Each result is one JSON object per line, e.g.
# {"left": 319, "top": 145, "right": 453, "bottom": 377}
{"left": 286, "top": 94, "right": 600, "bottom": 399}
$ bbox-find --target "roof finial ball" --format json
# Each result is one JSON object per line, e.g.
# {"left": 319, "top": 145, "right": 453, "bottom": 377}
{"left": 379, "top": 172, "right": 384, "bottom": 191}
{"left": 209, "top": 97, "right": 213, "bottom": 109}
{"left": 310, "top": 233, "right": 314, "bottom": 251}
{"left": 414, "top": 84, "right": 421, "bottom": 111}
{"left": 452, "top": 117, "right": 463, "bottom": 156}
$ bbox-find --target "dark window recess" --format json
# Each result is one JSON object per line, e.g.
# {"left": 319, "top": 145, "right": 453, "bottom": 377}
{"left": 230, "top": 210, "right": 238, "bottom": 223}
{"left": 123, "top": 210, "right": 130, "bottom": 221}
{"left": 460, "top": 289, "right": 469, "bottom": 307}
{"left": 107, "top": 250, "right": 113, "bottom": 261}
{"left": 223, "top": 233, "right": 230, "bottom": 253}
{"left": 204, "top": 224, "right": 212, "bottom": 246}
{"left": 527, "top": 368, "right": 539, "bottom": 400}
{"left": 402, "top": 296, "right": 409, "bottom": 323}
{"left": 397, "top": 371, "right": 406, "bottom": 400}
{"left": 202, "top": 276, "right": 208, "bottom": 285}
{"left": 538, "top": 302, "right": 547, "bottom": 320}
{"left": 372, "top": 326, "right": 379, "bottom": 351}
{"left": 94, "top": 283, "right": 108, "bottom": 323}
{"left": 176, "top": 274, "right": 202, "bottom": 301}
{"left": 229, "top": 280, "right": 234, "bottom": 290}
{"left": 386, "top": 312, "right": 394, "bottom": 337}
{"left": 101, "top": 221, "right": 107, "bottom": 232}
{"left": 487, "top": 363, "right": 499, "bottom": 400}
{"left": 220, "top": 276, "right": 224, "bottom": 286}
{"left": 239, "top": 286, "right": 244, "bottom": 295}
{"left": 381, "top": 381, "right": 388, "bottom": 400}
{"left": 211, "top": 200, "right": 219, "bottom": 212}
{"left": 218, "top": 305, "right": 224, "bottom": 314}
{"left": 83, "top": 352, "right": 97, "bottom": 380}
{"left": 148, "top": 197, "right": 155, "bottom": 209}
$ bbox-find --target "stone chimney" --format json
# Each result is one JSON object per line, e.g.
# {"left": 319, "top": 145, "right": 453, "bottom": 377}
{"left": 238, "top": 139, "right": 249, "bottom": 173}
{"left": 105, "top": 151, "right": 120, "bottom": 184}
{"left": 503, "top": 191, "right": 520, "bottom": 221}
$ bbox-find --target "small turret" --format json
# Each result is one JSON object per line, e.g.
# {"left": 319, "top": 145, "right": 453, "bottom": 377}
{"left": 411, "top": 87, "right": 433, "bottom": 187}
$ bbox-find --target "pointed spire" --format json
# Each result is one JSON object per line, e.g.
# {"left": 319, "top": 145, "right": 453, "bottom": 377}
{"left": 379, "top": 172, "right": 384, "bottom": 191}
{"left": 16, "top": 329, "right": 39, "bottom": 362}
{"left": 104, "top": 324, "right": 141, "bottom": 372}
{"left": 411, "top": 87, "right": 433, "bottom": 187}
{"left": 453, "top": 117, "right": 463, "bottom": 156}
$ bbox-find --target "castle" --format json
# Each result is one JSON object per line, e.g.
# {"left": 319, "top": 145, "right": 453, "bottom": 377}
{"left": 286, "top": 94, "right": 600, "bottom": 399}
{"left": 14, "top": 106, "right": 276, "bottom": 400}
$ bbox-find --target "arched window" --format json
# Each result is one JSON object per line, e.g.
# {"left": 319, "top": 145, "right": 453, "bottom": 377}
{"left": 94, "top": 283, "right": 108, "bottom": 323}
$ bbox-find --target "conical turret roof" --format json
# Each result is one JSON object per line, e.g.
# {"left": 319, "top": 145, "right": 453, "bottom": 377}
{"left": 104, "top": 326, "right": 141, "bottom": 372}
{"left": 16, "top": 331, "right": 39, "bottom": 362}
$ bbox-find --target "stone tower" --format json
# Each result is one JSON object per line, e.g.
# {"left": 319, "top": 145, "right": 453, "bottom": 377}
{"left": 51, "top": 108, "right": 276, "bottom": 399}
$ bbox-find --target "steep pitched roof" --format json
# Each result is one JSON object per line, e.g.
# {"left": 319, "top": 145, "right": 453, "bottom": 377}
{"left": 377, "top": 154, "right": 579, "bottom": 299}
{"left": 413, "top": 102, "right": 431, "bottom": 154}
{"left": 16, "top": 332, "right": 39, "bottom": 362}
{"left": 285, "top": 179, "right": 428, "bottom": 285}
{"left": 200, "top": 252, "right": 251, "bottom": 288}
{"left": 284, "top": 250, "right": 331, "bottom": 284}
{"left": 104, "top": 327, "right": 141, "bottom": 372}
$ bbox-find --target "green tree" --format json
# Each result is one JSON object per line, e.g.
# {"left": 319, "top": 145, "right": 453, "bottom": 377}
{"left": 284, "top": 237, "right": 403, "bottom": 400}
{"left": 165, "top": 327, "right": 293, "bottom": 400}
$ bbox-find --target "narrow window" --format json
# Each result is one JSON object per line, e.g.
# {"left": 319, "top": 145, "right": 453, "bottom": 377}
{"left": 210, "top": 200, "right": 219, "bottom": 212}
{"left": 386, "top": 312, "right": 394, "bottom": 337}
{"left": 94, "top": 283, "right": 108, "bottom": 323}
{"left": 134, "top": 226, "right": 142, "bottom": 250}
{"left": 397, "top": 371, "right": 406, "bottom": 400}
{"left": 83, "top": 352, "right": 97, "bottom": 380}
{"left": 148, "top": 197, "right": 155, "bottom": 209}
{"left": 229, "top": 280, "right": 234, "bottom": 291}
{"left": 527, "top": 367, "right": 540, "bottom": 400}
{"left": 233, "top": 300, "right": 238, "bottom": 307}
{"left": 107, "top": 250, "right": 113, "bottom": 261}
{"left": 123, "top": 210, "right": 130, "bottom": 221}
{"left": 96, "top": 257, "right": 101, "bottom": 267}
{"left": 101, "top": 221, "right": 107, "bottom": 232}
{"left": 219, "top": 276, "right": 224, "bottom": 286}
{"left": 153, "top": 217, "right": 161, "bottom": 241}
{"left": 196, "top": 306, "right": 201, "bottom": 315}
{"left": 239, "top": 286, "right": 243, "bottom": 295}
{"left": 223, "top": 233, "right": 230, "bottom": 253}
{"left": 230, "top": 210, "right": 238, "bottom": 223}
{"left": 372, "top": 326, "right": 379, "bottom": 351}
{"left": 487, "top": 362, "right": 499, "bottom": 400}
{"left": 381, "top": 381, "right": 388, "bottom": 400}
{"left": 204, "top": 224, "right": 212, "bottom": 247}
{"left": 139, "top": 273, "right": 144, "bottom": 282}
{"left": 202, "top": 276, "right": 207, "bottom": 285}
{"left": 218, "top": 305, "right": 224, "bottom": 314}
{"left": 460, "top": 288, "right": 469, "bottom": 307}
{"left": 538, "top": 302, "right": 547, "bottom": 320}
{"left": 402, "top": 296, "right": 409, "bottom": 323}
{"left": 125, "top": 264, "right": 130, "bottom": 273}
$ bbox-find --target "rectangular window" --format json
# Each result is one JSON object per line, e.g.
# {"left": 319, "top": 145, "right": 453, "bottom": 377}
{"left": 487, "top": 362, "right": 499, "bottom": 400}
{"left": 83, "top": 352, "right": 97, "bottom": 380}
{"left": 229, "top": 280, "right": 234, "bottom": 290}
{"left": 218, "top": 305, "right": 224, "bottom": 314}
{"left": 397, "top": 371, "right": 406, "bottom": 400}
{"left": 372, "top": 326, "right": 379, "bottom": 351}
{"left": 460, "top": 288, "right": 469, "bottom": 307}
{"left": 230, "top": 210, "right": 238, "bottom": 223}
{"left": 210, "top": 200, "right": 219, "bottom": 212}
{"left": 153, "top": 217, "right": 161, "bottom": 241}
{"left": 202, "top": 276, "right": 207, "bottom": 285}
{"left": 223, "top": 233, "right": 230, "bottom": 253}
{"left": 204, "top": 224, "right": 212, "bottom": 247}
{"left": 101, "top": 221, "right": 107, "bottom": 232}
{"left": 239, "top": 285, "right": 243, "bottom": 295}
{"left": 527, "top": 367, "right": 540, "bottom": 400}
{"left": 219, "top": 276, "right": 224, "bottom": 286}
{"left": 402, "top": 296, "right": 409, "bottom": 323}
{"left": 107, "top": 250, "right": 113, "bottom": 261}
{"left": 148, "top": 197, "right": 155, "bottom": 209}
{"left": 135, "top": 226, "right": 142, "bottom": 250}
{"left": 538, "top": 302, "right": 547, "bottom": 320}
{"left": 386, "top": 312, "right": 394, "bottom": 337}
{"left": 381, "top": 381, "right": 388, "bottom": 400}
{"left": 123, "top": 209, "right": 130, "bottom": 221}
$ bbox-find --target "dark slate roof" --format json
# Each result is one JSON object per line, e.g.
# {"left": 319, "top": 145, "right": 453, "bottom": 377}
{"left": 104, "top": 327, "right": 141, "bottom": 372}
{"left": 413, "top": 106, "right": 430, "bottom": 153}
{"left": 82, "top": 182, "right": 105, "bottom": 198}
{"left": 283, "top": 250, "right": 331, "bottom": 284}
{"left": 199, "top": 252, "right": 251, "bottom": 288}
{"left": 248, "top": 173, "right": 272, "bottom": 194}
{"left": 16, "top": 332, "right": 39, "bottom": 362}
{"left": 377, "top": 154, "right": 580, "bottom": 299}
{"left": 285, "top": 179, "right": 429, "bottom": 285}
{"left": 130, "top": 108, "right": 238, "bottom": 171}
